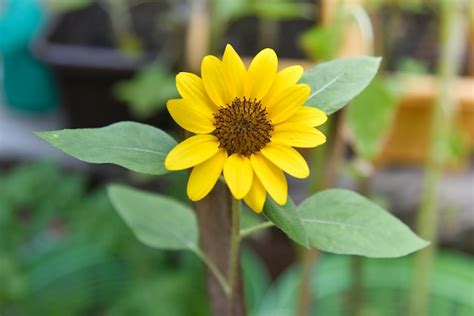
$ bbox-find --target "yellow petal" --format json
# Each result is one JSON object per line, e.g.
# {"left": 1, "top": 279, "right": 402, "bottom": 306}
{"left": 243, "top": 175, "right": 266, "bottom": 213}
{"left": 267, "top": 84, "right": 310, "bottom": 124}
{"left": 272, "top": 124, "right": 327, "bottom": 148}
{"left": 167, "top": 99, "right": 215, "bottom": 134}
{"left": 187, "top": 150, "right": 227, "bottom": 201}
{"left": 262, "top": 65, "right": 304, "bottom": 106}
{"left": 261, "top": 144, "right": 309, "bottom": 179}
{"left": 176, "top": 72, "right": 217, "bottom": 112}
{"left": 223, "top": 154, "right": 253, "bottom": 199}
{"left": 245, "top": 48, "right": 278, "bottom": 100}
{"left": 250, "top": 153, "right": 287, "bottom": 205}
{"left": 222, "top": 44, "right": 246, "bottom": 98}
{"left": 284, "top": 106, "right": 327, "bottom": 127}
{"left": 201, "top": 55, "right": 231, "bottom": 106}
{"left": 165, "top": 135, "right": 219, "bottom": 170}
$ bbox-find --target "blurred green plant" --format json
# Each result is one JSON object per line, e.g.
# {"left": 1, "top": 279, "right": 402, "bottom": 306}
{"left": 114, "top": 66, "right": 178, "bottom": 119}
{"left": 211, "top": 0, "right": 314, "bottom": 51}
{"left": 254, "top": 251, "right": 474, "bottom": 316}
{"left": 347, "top": 77, "right": 398, "bottom": 160}
{"left": 0, "top": 162, "right": 209, "bottom": 315}
{"left": 395, "top": 57, "right": 429, "bottom": 74}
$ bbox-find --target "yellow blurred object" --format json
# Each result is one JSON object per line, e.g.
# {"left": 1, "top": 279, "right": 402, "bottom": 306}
{"left": 374, "top": 74, "right": 474, "bottom": 167}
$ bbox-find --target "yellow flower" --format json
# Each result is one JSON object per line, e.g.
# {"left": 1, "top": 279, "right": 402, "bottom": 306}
{"left": 165, "top": 44, "right": 327, "bottom": 213}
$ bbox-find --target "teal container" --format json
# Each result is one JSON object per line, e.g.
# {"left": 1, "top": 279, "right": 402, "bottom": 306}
{"left": 0, "top": 0, "right": 58, "bottom": 113}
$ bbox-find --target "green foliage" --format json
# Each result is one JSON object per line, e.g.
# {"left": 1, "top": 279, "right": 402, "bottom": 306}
{"left": 36, "top": 122, "right": 176, "bottom": 176}
{"left": 263, "top": 189, "right": 428, "bottom": 258}
{"left": 298, "top": 2, "right": 346, "bottom": 61}
{"left": 44, "top": 0, "right": 94, "bottom": 13}
{"left": 108, "top": 184, "right": 199, "bottom": 251}
{"left": 256, "top": 252, "right": 474, "bottom": 315}
{"left": 242, "top": 248, "right": 271, "bottom": 315}
{"left": 212, "top": 0, "right": 313, "bottom": 25}
{"left": 263, "top": 197, "right": 308, "bottom": 248}
{"left": 347, "top": 77, "right": 398, "bottom": 160}
{"left": 114, "top": 66, "right": 178, "bottom": 119}
{"left": 298, "top": 189, "right": 429, "bottom": 258}
{"left": 0, "top": 162, "right": 210, "bottom": 315}
{"left": 395, "top": 57, "right": 429, "bottom": 74}
{"left": 301, "top": 56, "right": 382, "bottom": 115}
{"left": 106, "top": 253, "right": 210, "bottom": 316}
{"left": 251, "top": 0, "right": 314, "bottom": 20}
{"left": 299, "top": 25, "right": 342, "bottom": 61}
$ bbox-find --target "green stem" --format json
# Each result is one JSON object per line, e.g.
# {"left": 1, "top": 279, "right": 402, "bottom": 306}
{"left": 228, "top": 198, "right": 241, "bottom": 300}
{"left": 297, "top": 111, "right": 345, "bottom": 316}
{"left": 408, "top": 1, "right": 463, "bottom": 315}
{"left": 349, "top": 256, "right": 364, "bottom": 316}
{"left": 349, "top": 167, "right": 371, "bottom": 316}
{"left": 239, "top": 221, "right": 274, "bottom": 239}
{"left": 194, "top": 248, "right": 230, "bottom": 295}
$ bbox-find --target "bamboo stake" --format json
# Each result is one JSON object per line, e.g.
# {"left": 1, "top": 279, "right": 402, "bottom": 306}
{"left": 408, "top": 1, "right": 465, "bottom": 315}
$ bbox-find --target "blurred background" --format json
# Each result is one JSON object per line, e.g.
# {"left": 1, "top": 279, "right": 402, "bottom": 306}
{"left": 0, "top": 0, "right": 473, "bottom": 315}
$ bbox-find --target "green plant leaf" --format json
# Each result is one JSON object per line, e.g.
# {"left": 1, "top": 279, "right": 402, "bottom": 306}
{"left": 36, "top": 122, "right": 176, "bottom": 176}
{"left": 301, "top": 56, "right": 382, "bottom": 114}
{"left": 114, "top": 66, "right": 177, "bottom": 119}
{"left": 252, "top": 1, "right": 314, "bottom": 20}
{"left": 263, "top": 197, "right": 308, "bottom": 247}
{"left": 107, "top": 184, "right": 199, "bottom": 251}
{"left": 299, "top": 26, "right": 342, "bottom": 61}
{"left": 298, "top": 189, "right": 429, "bottom": 257}
{"left": 347, "top": 77, "right": 398, "bottom": 160}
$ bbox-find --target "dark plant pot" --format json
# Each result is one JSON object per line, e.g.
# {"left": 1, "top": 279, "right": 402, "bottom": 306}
{"left": 32, "top": 3, "right": 182, "bottom": 129}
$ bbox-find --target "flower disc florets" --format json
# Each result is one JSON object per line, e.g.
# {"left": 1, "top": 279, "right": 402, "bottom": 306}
{"left": 213, "top": 97, "right": 274, "bottom": 157}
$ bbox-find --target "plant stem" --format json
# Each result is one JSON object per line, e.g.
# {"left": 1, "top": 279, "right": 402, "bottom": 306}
{"left": 297, "top": 111, "right": 346, "bottom": 316}
{"left": 349, "top": 165, "right": 371, "bottom": 316}
{"left": 239, "top": 221, "right": 274, "bottom": 239}
{"left": 408, "top": 1, "right": 463, "bottom": 315}
{"left": 349, "top": 256, "right": 364, "bottom": 316}
{"left": 228, "top": 198, "right": 241, "bottom": 301}
{"left": 194, "top": 248, "right": 230, "bottom": 295}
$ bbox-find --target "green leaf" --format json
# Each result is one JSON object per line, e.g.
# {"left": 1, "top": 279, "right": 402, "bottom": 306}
{"left": 301, "top": 56, "right": 382, "bottom": 114}
{"left": 299, "top": 26, "right": 342, "bottom": 61}
{"left": 114, "top": 66, "right": 177, "bottom": 119}
{"left": 252, "top": 1, "right": 314, "bottom": 20}
{"left": 347, "top": 77, "right": 398, "bottom": 160}
{"left": 36, "top": 122, "right": 176, "bottom": 176}
{"left": 263, "top": 197, "right": 308, "bottom": 247}
{"left": 298, "top": 189, "right": 429, "bottom": 257}
{"left": 107, "top": 184, "right": 199, "bottom": 251}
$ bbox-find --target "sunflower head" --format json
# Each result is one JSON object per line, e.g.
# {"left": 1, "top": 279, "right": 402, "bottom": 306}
{"left": 165, "top": 44, "right": 327, "bottom": 213}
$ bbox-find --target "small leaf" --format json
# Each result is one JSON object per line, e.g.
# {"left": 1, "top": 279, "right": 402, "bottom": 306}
{"left": 301, "top": 56, "right": 381, "bottom": 114}
{"left": 263, "top": 197, "right": 308, "bottom": 247}
{"left": 298, "top": 189, "right": 429, "bottom": 257}
{"left": 114, "top": 66, "right": 178, "bottom": 119}
{"left": 107, "top": 184, "right": 199, "bottom": 251}
{"left": 36, "top": 122, "right": 176, "bottom": 175}
{"left": 347, "top": 77, "right": 398, "bottom": 160}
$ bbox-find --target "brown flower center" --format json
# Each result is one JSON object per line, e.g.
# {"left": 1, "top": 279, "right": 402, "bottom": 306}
{"left": 213, "top": 97, "right": 274, "bottom": 156}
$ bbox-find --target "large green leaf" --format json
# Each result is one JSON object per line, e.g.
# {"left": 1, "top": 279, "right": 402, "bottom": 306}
{"left": 298, "top": 189, "right": 429, "bottom": 257}
{"left": 263, "top": 197, "right": 308, "bottom": 247}
{"left": 301, "top": 56, "right": 382, "bottom": 114}
{"left": 107, "top": 184, "right": 198, "bottom": 251}
{"left": 347, "top": 77, "right": 398, "bottom": 160}
{"left": 36, "top": 122, "right": 176, "bottom": 176}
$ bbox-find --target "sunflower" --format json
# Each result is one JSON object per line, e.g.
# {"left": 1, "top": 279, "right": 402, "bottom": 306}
{"left": 165, "top": 44, "right": 327, "bottom": 213}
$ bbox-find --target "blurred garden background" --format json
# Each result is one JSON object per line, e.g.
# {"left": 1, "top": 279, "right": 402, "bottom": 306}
{"left": 0, "top": 0, "right": 473, "bottom": 315}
